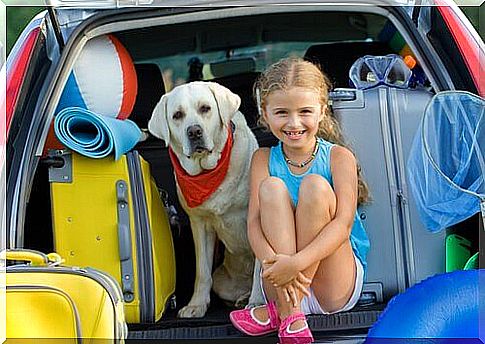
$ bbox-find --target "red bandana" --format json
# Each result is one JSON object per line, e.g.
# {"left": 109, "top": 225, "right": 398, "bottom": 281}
{"left": 169, "top": 125, "right": 234, "bottom": 208}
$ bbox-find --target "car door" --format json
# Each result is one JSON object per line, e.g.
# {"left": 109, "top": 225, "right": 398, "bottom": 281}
{"left": 4, "top": 5, "right": 115, "bottom": 249}
{"left": 3, "top": 11, "right": 55, "bottom": 249}
{"left": 3, "top": 6, "right": 95, "bottom": 248}
{"left": 413, "top": 0, "right": 484, "bottom": 96}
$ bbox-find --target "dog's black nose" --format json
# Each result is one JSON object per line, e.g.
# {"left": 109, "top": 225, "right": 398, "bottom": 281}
{"left": 187, "top": 125, "right": 203, "bottom": 140}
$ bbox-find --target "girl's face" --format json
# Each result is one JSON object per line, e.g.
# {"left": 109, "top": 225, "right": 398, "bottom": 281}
{"left": 263, "top": 87, "right": 325, "bottom": 152}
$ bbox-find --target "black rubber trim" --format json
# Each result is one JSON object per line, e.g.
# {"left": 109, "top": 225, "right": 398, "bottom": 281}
{"left": 383, "top": 5, "right": 450, "bottom": 92}
{"left": 128, "top": 308, "right": 382, "bottom": 340}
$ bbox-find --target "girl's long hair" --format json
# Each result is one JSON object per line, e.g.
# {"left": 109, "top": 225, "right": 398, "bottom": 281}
{"left": 254, "top": 57, "right": 370, "bottom": 205}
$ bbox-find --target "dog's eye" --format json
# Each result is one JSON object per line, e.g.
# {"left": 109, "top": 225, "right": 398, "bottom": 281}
{"left": 173, "top": 111, "right": 184, "bottom": 120}
{"left": 200, "top": 105, "right": 211, "bottom": 114}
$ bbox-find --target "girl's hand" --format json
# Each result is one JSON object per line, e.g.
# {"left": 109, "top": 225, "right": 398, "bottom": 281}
{"left": 281, "top": 274, "right": 312, "bottom": 306}
{"left": 282, "top": 283, "right": 299, "bottom": 307}
{"left": 262, "top": 254, "right": 301, "bottom": 287}
{"left": 294, "top": 272, "right": 312, "bottom": 295}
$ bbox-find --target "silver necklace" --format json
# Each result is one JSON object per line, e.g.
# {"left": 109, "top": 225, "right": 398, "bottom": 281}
{"left": 282, "top": 139, "right": 319, "bottom": 168}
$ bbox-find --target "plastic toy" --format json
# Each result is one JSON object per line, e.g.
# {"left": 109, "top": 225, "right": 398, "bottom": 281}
{"left": 56, "top": 34, "right": 137, "bottom": 119}
{"left": 366, "top": 269, "right": 483, "bottom": 341}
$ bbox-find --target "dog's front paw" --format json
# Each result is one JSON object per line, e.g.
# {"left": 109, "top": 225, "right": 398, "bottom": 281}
{"left": 234, "top": 292, "right": 250, "bottom": 309}
{"left": 177, "top": 304, "right": 209, "bottom": 318}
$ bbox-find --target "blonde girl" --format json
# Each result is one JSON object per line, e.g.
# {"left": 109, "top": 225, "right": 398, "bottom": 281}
{"left": 230, "top": 57, "right": 370, "bottom": 344}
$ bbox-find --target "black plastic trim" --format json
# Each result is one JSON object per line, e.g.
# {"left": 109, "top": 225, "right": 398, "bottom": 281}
{"left": 384, "top": 5, "right": 450, "bottom": 92}
{"left": 426, "top": 6, "right": 478, "bottom": 94}
{"left": 47, "top": 7, "right": 65, "bottom": 51}
{"left": 6, "top": 21, "right": 52, "bottom": 248}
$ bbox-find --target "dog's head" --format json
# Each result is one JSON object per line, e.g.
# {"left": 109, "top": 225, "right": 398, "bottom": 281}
{"left": 148, "top": 81, "right": 240, "bottom": 160}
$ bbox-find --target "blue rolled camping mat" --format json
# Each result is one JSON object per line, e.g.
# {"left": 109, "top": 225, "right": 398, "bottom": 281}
{"left": 54, "top": 107, "right": 142, "bottom": 160}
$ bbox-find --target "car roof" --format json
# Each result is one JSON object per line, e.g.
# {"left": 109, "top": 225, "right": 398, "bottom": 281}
{"left": 52, "top": 0, "right": 416, "bottom": 9}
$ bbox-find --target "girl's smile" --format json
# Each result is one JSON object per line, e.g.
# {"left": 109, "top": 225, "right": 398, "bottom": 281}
{"left": 283, "top": 130, "right": 306, "bottom": 140}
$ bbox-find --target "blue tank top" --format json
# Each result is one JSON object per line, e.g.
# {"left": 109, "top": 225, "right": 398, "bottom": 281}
{"left": 268, "top": 137, "right": 370, "bottom": 277}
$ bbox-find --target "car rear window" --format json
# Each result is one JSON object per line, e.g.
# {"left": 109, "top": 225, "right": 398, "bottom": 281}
{"left": 115, "top": 11, "right": 408, "bottom": 90}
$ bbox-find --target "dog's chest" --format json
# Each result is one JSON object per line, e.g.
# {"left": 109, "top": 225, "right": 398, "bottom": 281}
{"left": 203, "top": 211, "right": 249, "bottom": 254}
{"left": 180, "top": 183, "right": 249, "bottom": 251}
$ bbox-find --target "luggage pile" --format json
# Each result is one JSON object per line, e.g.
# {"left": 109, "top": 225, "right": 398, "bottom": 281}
{"left": 6, "top": 34, "right": 177, "bottom": 341}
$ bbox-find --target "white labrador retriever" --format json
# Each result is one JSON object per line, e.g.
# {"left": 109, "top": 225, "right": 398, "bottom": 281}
{"left": 148, "top": 81, "right": 263, "bottom": 318}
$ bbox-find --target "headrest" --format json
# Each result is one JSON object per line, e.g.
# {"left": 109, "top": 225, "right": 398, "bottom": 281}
{"left": 304, "top": 42, "right": 390, "bottom": 88}
{"left": 130, "top": 63, "right": 165, "bottom": 129}
{"left": 56, "top": 34, "right": 138, "bottom": 119}
{"left": 349, "top": 54, "right": 412, "bottom": 90}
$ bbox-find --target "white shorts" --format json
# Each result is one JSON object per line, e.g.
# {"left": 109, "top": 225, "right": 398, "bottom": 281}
{"left": 260, "top": 253, "right": 364, "bottom": 315}
{"left": 300, "top": 254, "right": 364, "bottom": 315}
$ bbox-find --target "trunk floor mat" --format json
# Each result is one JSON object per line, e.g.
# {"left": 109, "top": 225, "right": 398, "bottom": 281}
{"left": 128, "top": 299, "right": 384, "bottom": 340}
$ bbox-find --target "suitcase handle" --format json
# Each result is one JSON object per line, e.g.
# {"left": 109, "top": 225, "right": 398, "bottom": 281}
{"left": 329, "top": 89, "right": 357, "bottom": 101}
{"left": 116, "top": 180, "right": 135, "bottom": 303}
{"left": 3, "top": 249, "right": 63, "bottom": 266}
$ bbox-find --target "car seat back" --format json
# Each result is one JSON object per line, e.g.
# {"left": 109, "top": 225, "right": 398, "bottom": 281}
{"left": 131, "top": 63, "right": 166, "bottom": 130}
{"left": 304, "top": 42, "right": 391, "bottom": 88}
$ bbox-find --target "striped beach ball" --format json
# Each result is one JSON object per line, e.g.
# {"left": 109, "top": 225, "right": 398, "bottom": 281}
{"left": 56, "top": 34, "right": 137, "bottom": 119}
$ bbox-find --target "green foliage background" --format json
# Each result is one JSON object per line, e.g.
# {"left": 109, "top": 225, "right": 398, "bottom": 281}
{"left": 5, "top": 5, "right": 484, "bottom": 56}
{"left": 6, "top": 6, "right": 43, "bottom": 55}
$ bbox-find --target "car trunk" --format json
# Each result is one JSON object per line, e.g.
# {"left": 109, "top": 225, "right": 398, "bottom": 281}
{"left": 12, "top": 3, "right": 470, "bottom": 341}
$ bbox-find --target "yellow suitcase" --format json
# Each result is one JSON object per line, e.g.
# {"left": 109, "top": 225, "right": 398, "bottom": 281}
{"left": 5, "top": 249, "right": 127, "bottom": 342}
{"left": 48, "top": 150, "right": 176, "bottom": 323}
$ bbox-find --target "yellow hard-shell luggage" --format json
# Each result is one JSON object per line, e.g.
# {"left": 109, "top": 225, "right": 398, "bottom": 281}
{"left": 5, "top": 249, "right": 127, "bottom": 342}
{"left": 48, "top": 150, "right": 176, "bottom": 323}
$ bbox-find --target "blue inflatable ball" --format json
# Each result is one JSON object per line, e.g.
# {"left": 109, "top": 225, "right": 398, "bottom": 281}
{"left": 365, "top": 269, "right": 483, "bottom": 343}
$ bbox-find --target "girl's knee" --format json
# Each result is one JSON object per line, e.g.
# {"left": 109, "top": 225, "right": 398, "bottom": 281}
{"left": 259, "top": 177, "right": 289, "bottom": 202}
{"left": 299, "top": 174, "right": 334, "bottom": 201}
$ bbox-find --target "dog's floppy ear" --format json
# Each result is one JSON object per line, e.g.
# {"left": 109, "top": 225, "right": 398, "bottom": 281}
{"left": 148, "top": 94, "right": 170, "bottom": 147}
{"left": 206, "top": 82, "right": 241, "bottom": 127}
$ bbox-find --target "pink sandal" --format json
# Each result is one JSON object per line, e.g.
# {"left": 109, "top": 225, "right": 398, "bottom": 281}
{"left": 278, "top": 312, "right": 314, "bottom": 344}
{"left": 229, "top": 300, "right": 280, "bottom": 336}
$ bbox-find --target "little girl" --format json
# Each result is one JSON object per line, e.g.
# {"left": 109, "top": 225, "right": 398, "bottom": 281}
{"left": 230, "top": 57, "right": 370, "bottom": 344}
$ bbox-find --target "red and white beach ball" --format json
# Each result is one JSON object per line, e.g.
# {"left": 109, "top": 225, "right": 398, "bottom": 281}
{"left": 56, "top": 34, "right": 137, "bottom": 119}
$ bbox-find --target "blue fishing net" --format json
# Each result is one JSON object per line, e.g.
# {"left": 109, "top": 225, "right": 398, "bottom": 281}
{"left": 407, "top": 91, "right": 484, "bottom": 232}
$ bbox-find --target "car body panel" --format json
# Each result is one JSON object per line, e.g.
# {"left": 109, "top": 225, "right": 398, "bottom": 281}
{"left": 4, "top": 1, "right": 483, "bottom": 340}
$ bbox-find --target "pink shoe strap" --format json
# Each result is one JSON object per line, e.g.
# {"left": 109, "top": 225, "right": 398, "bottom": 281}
{"left": 280, "top": 312, "right": 307, "bottom": 333}
{"left": 267, "top": 301, "right": 280, "bottom": 328}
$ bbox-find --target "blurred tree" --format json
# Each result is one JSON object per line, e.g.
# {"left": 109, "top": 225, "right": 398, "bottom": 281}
{"left": 460, "top": 6, "right": 484, "bottom": 40}
{"left": 7, "top": 6, "right": 43, "bottom": 55}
